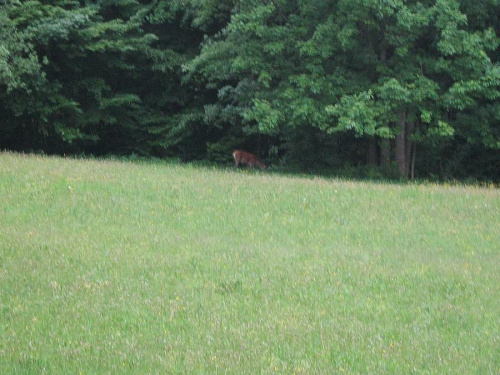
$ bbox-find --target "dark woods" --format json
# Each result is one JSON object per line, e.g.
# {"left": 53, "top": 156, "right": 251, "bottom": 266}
{"left": 1, "top": 0, "right": 499, "bottom": 181}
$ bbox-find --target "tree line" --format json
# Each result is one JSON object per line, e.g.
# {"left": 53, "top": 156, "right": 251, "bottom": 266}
{"left": 1, "top": 0, "right": 499, "bottom": 181}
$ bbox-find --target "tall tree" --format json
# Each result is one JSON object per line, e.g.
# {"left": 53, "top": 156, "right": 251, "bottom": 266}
{"left": 0, "top": 0, "right": 180, "bottom": 155}
{"left": 320, "top": 0, "right": 499, "bottom": 177}
{"left": 186, "top": 0, "right": 500, "bottom": 177}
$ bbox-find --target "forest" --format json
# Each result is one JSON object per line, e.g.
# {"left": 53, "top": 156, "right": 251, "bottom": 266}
{"left": 1, "top": 0, "right": 499, "bottom": 181}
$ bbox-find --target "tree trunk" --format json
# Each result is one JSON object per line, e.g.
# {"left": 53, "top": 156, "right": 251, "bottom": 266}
{"left": 410, "top": 122, "right": 419, "bottom": 180}
{"left": 380, "top": 138, "right": 391, "bottom": 167}
{"left": 405, "top": 121, "right": 415, "bottom": 179}
{"left": 410, "top": 142, "right": 416, "bottom": 180}
{"left": 366, "top": 136, "right": 378, "bottom": 165}
{"left": 395, "top": 111, "right": 407, "bottom": 177}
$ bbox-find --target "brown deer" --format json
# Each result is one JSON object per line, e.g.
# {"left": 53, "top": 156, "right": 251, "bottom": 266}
{"left": 232, "top": 150, "right": 266, "bottom": 169}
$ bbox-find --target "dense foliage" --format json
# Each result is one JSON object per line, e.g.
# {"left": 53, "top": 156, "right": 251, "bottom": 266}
{"left": 1, "top": 0, "right": 499, "bottom": 180}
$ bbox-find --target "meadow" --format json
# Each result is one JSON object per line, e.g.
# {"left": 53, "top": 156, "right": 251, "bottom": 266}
{"left": 0, "top": 152, "right": 498, "bottom": 374}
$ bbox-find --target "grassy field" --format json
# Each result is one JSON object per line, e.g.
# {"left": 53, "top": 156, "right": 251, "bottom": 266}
{"left": 0, "top": 152, "right": 499, "bottom": 374}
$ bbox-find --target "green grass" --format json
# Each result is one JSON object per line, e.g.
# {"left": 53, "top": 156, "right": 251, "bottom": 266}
{"left": 1, "top": 152, "right": 499, "bottom": 374}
